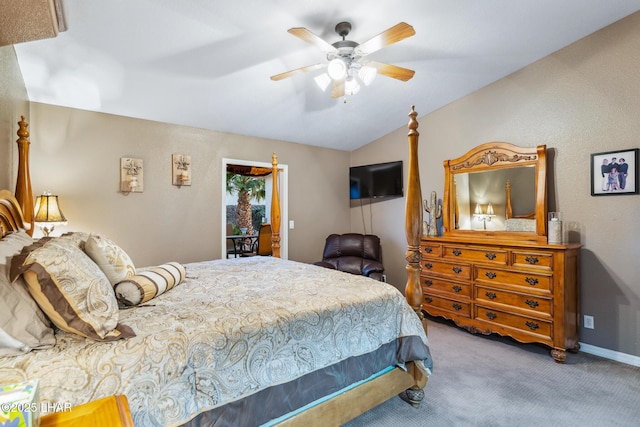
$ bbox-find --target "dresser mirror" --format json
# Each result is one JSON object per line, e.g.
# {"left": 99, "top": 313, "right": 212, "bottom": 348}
{"left": 442, "top": 142, "right": 548, "bottom": 242}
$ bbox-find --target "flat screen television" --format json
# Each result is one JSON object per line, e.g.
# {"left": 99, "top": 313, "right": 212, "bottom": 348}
{"left": 349, "top": 160, "right": 403, "bottom": 200}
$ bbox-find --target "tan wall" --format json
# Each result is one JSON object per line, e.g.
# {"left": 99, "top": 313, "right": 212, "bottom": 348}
{"left": 26, "top": 102, "right": 350, "bottom": 267}
{"left": 353, "top": 12, "right": 640, "bottom": 357}
{"left": 0, "top": 44, "right": 29, "bottom": 190}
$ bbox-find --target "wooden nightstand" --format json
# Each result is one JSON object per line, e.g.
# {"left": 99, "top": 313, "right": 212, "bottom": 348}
{"left": 40, "top": 395, "right": 133, "bottom": 427}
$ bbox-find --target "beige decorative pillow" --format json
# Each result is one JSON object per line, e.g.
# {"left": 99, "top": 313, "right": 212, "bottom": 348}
{"left": 115, "top": 262, "right": 186, "bottom": 306}
{"left": 1, "top": 230, "right": 55, "bottom": 356}
{"left": 84, "top": 233, "right": 136, "bottom": 286}
{"left": 56, "top": 231, "right": 91, "bottom": 248}
{"left": 11, "top": 237, "right": 135, "bottom": 341}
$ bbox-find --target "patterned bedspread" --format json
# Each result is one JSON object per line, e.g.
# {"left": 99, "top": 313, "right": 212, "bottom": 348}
{"left": 0, "top": 257, "right": 431, "bottom": 426}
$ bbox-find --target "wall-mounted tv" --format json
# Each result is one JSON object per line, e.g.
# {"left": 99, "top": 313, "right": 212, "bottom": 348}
{"left": 350, "top": 160, "right": 403, "bottom": 200}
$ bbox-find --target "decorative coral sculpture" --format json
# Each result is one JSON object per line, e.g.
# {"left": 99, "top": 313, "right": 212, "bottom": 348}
{"left": 423, "top": 191, "right": 442, "bottom": 237}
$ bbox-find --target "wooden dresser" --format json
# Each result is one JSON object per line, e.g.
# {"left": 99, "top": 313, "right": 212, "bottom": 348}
{"left": 420, "top": 236, "right": 581, "bottom": 362}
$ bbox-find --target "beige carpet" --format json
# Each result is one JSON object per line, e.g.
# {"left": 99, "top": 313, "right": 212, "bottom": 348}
{"left": 345, "top": 316, "right": 640, "bottom": 427}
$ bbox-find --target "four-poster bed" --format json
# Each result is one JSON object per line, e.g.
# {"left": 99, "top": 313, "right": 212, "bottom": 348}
{"left": 1, "top": 108, "right": 429, "bottom": 426}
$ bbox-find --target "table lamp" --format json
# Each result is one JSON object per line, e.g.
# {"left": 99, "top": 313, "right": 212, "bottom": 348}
{"left": 34, "top": 192, "right": 67, "bottom": 236}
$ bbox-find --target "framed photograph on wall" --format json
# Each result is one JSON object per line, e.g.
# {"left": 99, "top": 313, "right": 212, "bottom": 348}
{"left": 590, "top": 148, "right": 638, "bottom": 196}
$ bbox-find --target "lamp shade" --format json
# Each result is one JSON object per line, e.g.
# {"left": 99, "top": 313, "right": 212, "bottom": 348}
{"left": 34, "top": 193, "right": 67, "bottom": 224}
{"left": 486, "top": 203, "right": 495, "bottom": 216}
{"left": 358, "top": 65, "right": 377, "bottom": 86}
{"left": 327, "top": 58, "right": 347, "bottom": 80}
{"left": 345, "top": 77, "right": 361, "bottom": 95}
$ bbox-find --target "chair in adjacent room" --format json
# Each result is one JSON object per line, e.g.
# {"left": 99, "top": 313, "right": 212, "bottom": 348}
{"left": 244, "top": 223, "right": 272, "bottom": 257}
{"left": 313, "top": 233, "right": 384, "bottom": 280}
{"left": 226, "top": 223, "right": 241, "bottom": 258}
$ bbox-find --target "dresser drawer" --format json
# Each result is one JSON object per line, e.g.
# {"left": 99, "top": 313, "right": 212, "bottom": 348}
{"left": 421, "top": 275, "right": 471, "bottom": 298}
{"left": 474, "top": 305, "right": 552, "bottom": 340}
{"left": 423, "top": 294, "right": 471, "bottom": 317}
{"left": 475, "top": 285, "right": 552, "bottom": 317}
{"left": 475, "top": 266, "right": 552, "bottom": 293}
{"left": 442, "top": 245, "right": 507, "bottom": 265}
{"left": 511, "top": 250, "right": 553, "bottom": 271}
{"left": 421, "top": 243, "right": 442, "bottom": 257}
{"left": 423, "top": 259, "right": 471, "bottom": 280}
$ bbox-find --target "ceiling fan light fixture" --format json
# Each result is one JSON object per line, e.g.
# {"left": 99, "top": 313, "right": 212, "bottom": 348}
{"left": 314, "top": 73, "right": 332, "bottom": 91}
{"left": 327, "top": 58, "right": 347, "bottom": 80}
{"left": 345, "top": 77, "right": 361, "bottom": 95}
{"left": 359, "top": 66, "right": 377, "bottom": 86}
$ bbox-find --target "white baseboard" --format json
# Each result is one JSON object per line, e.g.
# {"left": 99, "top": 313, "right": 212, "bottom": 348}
{"left": 579, "top": 342, "right": 640, "bottom": 367}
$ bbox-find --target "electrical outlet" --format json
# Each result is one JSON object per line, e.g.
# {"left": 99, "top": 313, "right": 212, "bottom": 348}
{"left": 381, "top": 274, "right": 387, "bottom": 283}
{"left": 584, "top": 315, "right": 594, "bottom": 329}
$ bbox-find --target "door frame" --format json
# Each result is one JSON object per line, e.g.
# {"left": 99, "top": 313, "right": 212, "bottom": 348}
{"left": 221, "top": 158, "right": 288, "bottom": 259}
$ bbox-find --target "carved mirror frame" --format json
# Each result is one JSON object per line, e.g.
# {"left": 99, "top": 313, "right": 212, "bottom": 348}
{"left": 442, "top": 142, "right": 548, "bottom": 243}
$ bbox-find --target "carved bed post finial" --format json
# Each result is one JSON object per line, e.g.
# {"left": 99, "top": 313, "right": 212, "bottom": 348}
{"left": 15, "top": 116, "right": 34, "bottom": 236}
{"left": 405, "top": 106, "right": 425, "bottom": 329}
{"left": 271, "top": 152, "right": 281, "bottom": 258}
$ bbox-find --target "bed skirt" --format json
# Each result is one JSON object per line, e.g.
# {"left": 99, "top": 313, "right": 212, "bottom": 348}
{"left": 182, "top": 336, "right": 430, "bottom": 427}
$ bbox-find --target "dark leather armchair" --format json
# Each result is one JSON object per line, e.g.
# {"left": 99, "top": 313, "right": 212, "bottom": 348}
{"left": 314, "top": 233, "right": 384, "bottom": 281}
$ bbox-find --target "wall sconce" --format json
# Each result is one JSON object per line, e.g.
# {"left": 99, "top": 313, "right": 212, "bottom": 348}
{"left": 172, "top": 154, "right": 191, "bottom": 187}
{"left": 473, "top": 202, "right": 495, "bottom": 230}
{"left": 120, "top": 158, "right": 144, "bottom": 194}
{"left": 34, "top": 192, "right": 67, "bottom": 237}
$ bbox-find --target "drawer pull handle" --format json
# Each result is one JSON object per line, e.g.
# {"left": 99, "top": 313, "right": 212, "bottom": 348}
{"left": 452, "top": 303, "right": 462, "bottom": 311}
{"left": 525, "top": 256, "right": 539, "bottom": 264}
{"left": 525, "top": 277, "right": 539, "bottom": 286}
{"left": 526, "top": 321, "right": 540, "bottom": 331}
{"left": 424, "top": 247, "right": 433, "bottom": 254}
{"left": 485, "top": 252, "right": 496, "bottom": 260}
{"left": 486, "top": 312, "right": 497, "bottom": 320}
{"left": 485, "top": 292, "right": 497, "bottom": 300}
{"left": 452, "top": 267, "right": 463, "bottom": 274}
{"left": 425, "top": 263, "right": 433, "bottom": 269}
{"left": 485, "top": 272, "right": 497, "bottom": 279}
{"left": 525, "top": 299, "right": 539, "bottom": 309}
{"left": 424, "top": 279, "right": 433, "bottom": 286}
{"left": 452, "top": 285, "right": 462, "bottom": 293}
{"left": 452, "top": 249, "right": 462, "bottom": 256}
{"left": 425, "top": 297, "right": 433, "bottom": 303}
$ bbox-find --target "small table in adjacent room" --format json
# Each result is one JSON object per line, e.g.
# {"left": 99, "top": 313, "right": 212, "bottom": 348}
{"left": 40, "top": 395, "right": 133, "bottom": 427}
{"left": 227, "top": 234, "right": 258, "bottom": 257}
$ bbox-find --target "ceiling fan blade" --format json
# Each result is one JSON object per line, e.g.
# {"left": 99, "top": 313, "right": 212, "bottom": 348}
{"left": 288, "top": 27, "right": 338, "bottom": 54}
{"left": 355, "top": 22, "right": 415, "bottom": 56}
{"left": 270, "top": 64, "right": 325, "bottom": 81}
{"left": 367, "top": 60, "right": 415, "bottom": 81}
{"left": 331, "top": 80, "right": 345, "bottom": 98}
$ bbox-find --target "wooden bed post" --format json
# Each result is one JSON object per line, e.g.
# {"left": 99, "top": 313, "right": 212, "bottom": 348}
{"left": 402, "top": 106, "right": 428, "bottom": 408}
{"left": 271, "top": 153, "right": 281, "bottom": 258}
{"left": 15, "top": 116, "right": 34, "bottom": 236}
{"left": 404, "top": 106, "right": 426, "bottom": 332}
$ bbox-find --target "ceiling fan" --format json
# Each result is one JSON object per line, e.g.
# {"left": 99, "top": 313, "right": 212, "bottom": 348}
{"left": 270, "top": 21, "right": 416, "bottom": 98}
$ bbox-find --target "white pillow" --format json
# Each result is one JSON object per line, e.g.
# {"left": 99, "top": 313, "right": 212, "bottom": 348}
{"left": 85, "top": 233, "right": 136, "bottom": 286}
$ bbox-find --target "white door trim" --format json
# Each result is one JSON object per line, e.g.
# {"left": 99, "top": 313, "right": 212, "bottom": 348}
{"left": 221, "top": 158, "right": 288, "bottom": 259}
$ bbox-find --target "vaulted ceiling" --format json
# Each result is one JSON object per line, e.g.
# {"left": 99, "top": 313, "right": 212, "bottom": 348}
{"left": 12, "top": 0, "right": 640, "bottom": 150}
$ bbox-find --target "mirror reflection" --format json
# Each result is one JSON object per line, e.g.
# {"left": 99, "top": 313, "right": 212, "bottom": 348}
{"left": 454, "top": 166, "right": 535, "bottom": 231}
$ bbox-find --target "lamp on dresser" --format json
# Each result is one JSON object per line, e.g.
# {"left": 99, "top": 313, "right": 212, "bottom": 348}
{"left": 34, "top": 192, "right": 67, "bottom": 237}
{"left": 473, "top": 202, "right": 495, "bottom": 229}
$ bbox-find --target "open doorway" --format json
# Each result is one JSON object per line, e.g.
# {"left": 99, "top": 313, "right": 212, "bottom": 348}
{"left": 221, "top": 158, "right": 288, "bottom": 259}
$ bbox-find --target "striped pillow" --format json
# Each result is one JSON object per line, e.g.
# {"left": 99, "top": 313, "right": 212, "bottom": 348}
{"left": 114, "top": 262, "right": 185, "bottom": 306}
